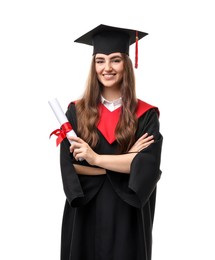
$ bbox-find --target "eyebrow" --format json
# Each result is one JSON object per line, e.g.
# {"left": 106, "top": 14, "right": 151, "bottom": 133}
{"left": 95, "top": 55, "right": 122, "bottom": 60}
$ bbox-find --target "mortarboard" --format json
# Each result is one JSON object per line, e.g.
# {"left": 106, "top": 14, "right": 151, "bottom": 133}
{"left": 74, "top": 24, "right": 148, "bottom": 68}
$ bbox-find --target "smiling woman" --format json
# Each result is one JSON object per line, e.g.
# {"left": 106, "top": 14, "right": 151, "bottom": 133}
{"left": 95, "top": 53, "right": 124, "bottom": 98}
{"left": 59, "top": 24, "right": 163, "bottom": 260}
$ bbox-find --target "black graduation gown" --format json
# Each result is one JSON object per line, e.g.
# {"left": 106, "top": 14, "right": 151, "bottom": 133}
{"left": 60, "top": 101, "right": 163, "bottom": 260}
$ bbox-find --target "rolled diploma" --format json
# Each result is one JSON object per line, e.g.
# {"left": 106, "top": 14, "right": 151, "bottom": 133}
{"left": 48, "top": 98, "right": 77, "bottom": 144}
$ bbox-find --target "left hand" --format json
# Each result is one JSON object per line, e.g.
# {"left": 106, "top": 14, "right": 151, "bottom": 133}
{"left": 69, "top": 136, "right": 98, "bottom": 165}
{"left": 128, "top": 133, "right": 154, "bottom": 153}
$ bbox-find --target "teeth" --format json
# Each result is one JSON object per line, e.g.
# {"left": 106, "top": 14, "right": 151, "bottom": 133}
{"left": 104, "top": 74, "right": 114, "bottom": 79}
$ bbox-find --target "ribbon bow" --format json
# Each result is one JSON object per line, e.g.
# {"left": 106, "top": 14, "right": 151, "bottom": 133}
{"left": 49, "top": 122, "right": 72, "bottom": 146}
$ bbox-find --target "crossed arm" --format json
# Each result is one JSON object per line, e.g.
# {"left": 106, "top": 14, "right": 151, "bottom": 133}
{"left": 69, "top": 133, "right": 154, "bottom": 175}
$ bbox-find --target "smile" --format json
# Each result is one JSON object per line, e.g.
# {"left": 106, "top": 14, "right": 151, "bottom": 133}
{"left": 103, "top": 74, "right": 116, "bottom": 79}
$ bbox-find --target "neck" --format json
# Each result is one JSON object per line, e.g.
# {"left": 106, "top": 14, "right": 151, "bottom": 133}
{"left": 101, "top": 88, "right": 121, "bottom": 101}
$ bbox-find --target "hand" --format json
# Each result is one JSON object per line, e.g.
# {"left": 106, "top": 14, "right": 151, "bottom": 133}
{"left": 69, "top": 136, "right": 98, "bottom": 165}
{"left": 128, "top": 133, "right": 154, "bottom": 153}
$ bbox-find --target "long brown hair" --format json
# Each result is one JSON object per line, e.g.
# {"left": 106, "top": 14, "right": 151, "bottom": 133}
{"left": 76, "top": 53, "right": 138, "bottom": 152}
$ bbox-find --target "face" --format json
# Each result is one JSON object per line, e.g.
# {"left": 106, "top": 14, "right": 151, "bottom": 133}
{"left": 95, "top": 52, "right": 124, "bottom": 90}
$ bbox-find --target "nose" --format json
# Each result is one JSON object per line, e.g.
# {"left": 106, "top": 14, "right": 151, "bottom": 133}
{"left": 104, "top": 61, "right": 112, "bottom": 71}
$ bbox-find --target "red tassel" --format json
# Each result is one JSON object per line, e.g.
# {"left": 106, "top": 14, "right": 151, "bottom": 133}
{"left": 135, "top": 31, "right": 138, "bottom": 69}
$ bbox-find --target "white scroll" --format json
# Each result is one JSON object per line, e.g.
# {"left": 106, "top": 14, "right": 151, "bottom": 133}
{"left": 48, "top": 98, "right": 84, "bottom": 161}
{"left": 48, "top": 98, "right": 77, "bottom": 144}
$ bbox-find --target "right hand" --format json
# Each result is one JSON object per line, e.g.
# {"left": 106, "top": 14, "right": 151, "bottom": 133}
{"left": 128, "top": 133, "right": 154, "bottom": 153}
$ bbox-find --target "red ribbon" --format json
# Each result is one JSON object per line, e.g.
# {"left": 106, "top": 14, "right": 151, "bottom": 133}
{"left": 49, "top": 122, "right": 72, "bottom": 146}
{"left": 135, "top": 31, "right": 139, "bottom": 69}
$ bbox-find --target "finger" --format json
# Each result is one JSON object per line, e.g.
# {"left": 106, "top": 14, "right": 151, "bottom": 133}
{"left": 70, "top": 142, "right": 82, "bottom": 153}
{"left": 138, "top": 135, "right": 154, "bottom": 145}
{"left": 138, "top": 140, "right": 154, "bottom": 151}
{"left": 136, "top": 134, "right": 154, "bottom": 144}
{"left": 68, "top": 135, "right": 79, "bottom": 142}
{"left": 73, "top": 147, "right": 83, "bottom": 159}
{"left": 141, "top": 139, "right": 154, "bottom": 147}
{"left": 143, "top": 134, "right": 153, "bottom": 141}
{"left": 143, "top": 136, "right": 154, "bottom": 143}
{"left": 137, "top": 133, "right": 148, "bottom": 141}
{"left": 145, "top": 139, "right": 154, "bottom": 146}
{"left": 68, "top": 136, "right": 85, "bottom": 144}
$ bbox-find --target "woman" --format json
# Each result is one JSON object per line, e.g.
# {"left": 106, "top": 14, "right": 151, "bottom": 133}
{"left": 60, "top": 24, "right": 163, "bottom": 260}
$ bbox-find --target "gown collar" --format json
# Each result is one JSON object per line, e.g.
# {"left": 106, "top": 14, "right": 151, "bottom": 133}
{"left": 97, "top": 99, "right": 158, "bottom": 144}
{"left": 100, "top": 95, "right": 122, "bottom": 112}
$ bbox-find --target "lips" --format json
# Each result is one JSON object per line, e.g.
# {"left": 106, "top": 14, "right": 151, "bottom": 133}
{"left": 103, "top": 74, "right": 116, "bottom": 79}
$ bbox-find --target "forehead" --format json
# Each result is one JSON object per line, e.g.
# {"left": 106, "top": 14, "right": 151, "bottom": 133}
{"left": 95, "top": 52, "right": 123, "bottom": 59}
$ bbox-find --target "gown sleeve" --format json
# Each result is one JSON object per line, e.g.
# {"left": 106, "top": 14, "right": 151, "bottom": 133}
{"left": 107, "top": 108, "right": 163, "bottom": 209}
{"left": 60, "top": 103, "right": 106, "bottom": 207}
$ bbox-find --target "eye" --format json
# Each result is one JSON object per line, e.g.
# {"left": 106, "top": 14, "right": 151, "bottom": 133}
{"left": 95, "top": 59, "right": 104, "bottom": 64}
{"left": 112, "top": 58, "right": 122, "bottom": 63}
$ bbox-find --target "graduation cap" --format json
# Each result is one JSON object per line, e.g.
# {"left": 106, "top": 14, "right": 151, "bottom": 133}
{"left": 74, "top": 24, "right": 148, "bottom": 68}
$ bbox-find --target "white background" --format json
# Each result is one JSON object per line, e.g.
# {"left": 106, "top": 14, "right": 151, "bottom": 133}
{"left": 0, "top": 0, "right": 214, "bottom": 259}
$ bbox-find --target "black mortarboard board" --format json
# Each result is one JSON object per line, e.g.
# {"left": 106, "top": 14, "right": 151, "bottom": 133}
{"left": 74, "top": 24, "right": 148, "bottom": 68}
